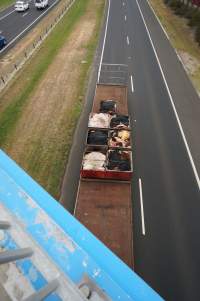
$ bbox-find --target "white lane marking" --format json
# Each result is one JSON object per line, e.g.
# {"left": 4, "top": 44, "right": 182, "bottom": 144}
{"left": 125, "top": 15, "right": 127, "bottom": 21}
{"left": 97, "top": 0, "right": 111, "bottom": 82}
{"left": 135, "top": 0, "right": 200, "bottom": 190}
{"left": 146, "top": 0, "right": 170, "bottom": 40}
{"left": 0, "top": 0, "right": 60, "bottom": 54}
{"left": 126, "top": 35, "right": 130, "bottom": 45}
{"left": 0, "top": 9, "right": 15, "bottom": 21}
{"left": 130, "top": 75, "right": 134, "bottom": 92}
{"left": 22, "top": 12, "right": 29, "bottom": 17}
{"left": 123, "top": 2, "right": 125, "bottom": 6}
{"left": 139, "top": 178, "right": 146, "bottom": 236}
{"left": 101, "top": 63, "right": 127, "bottom": 66}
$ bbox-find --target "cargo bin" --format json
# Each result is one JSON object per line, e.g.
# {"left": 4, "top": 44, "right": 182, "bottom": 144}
{"left": 81, "top": 147, "right": 133, "bottom": 181}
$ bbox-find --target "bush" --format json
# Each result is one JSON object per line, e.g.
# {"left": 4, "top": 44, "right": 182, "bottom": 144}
{"left": 195, "top": 25, "right": 200, "bottom": 45}
{"left": 175, "top": 4, "right": 188, "bottom": 16}
{"left": 188, "top": 10, "right": 200, "bottom": 27}
{"left": 168, "top": 0, "right": 182, "bottom": 9}
{"left": 164, "top": 0, "right": 171, "bottom": 4}
{"left": 184, "top": 7, "right": 196, "bottom": 19}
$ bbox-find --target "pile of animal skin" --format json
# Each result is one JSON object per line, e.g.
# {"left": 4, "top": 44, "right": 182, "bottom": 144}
{"left": 87, "top": 130, "right": 108, "bottom": 145}
{"left": 100, "top": 100, "right": 116, "bottom": 114}
{"left": 110, "top": 115, "right": 129, "bottom": 129}
{"left": 83, "top": 152, "right": 106, "bottom": 170}
{"left": 109, "top": 130, "right": 130, "bottom": 148}
{"left": 107, "top": 150, "right": 131, "bottom": 171}
{"left": 88, "top": 113, "right": 111, "bottom": 128}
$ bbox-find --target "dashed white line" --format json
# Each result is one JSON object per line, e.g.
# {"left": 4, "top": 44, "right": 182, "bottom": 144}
{"left": 130, "top": 75, "right": 134, "bottom": 92}
{"left": 22, "top": 12, "right": 29, "bottom": 17}
{"left": 135, "top": 0, "right": 200, "bottom": 190}
{"left": 123, "top": 2, "right": 125, "bottom": 6}
{"left": 139, "top": 178, "right": 146, "bottom": 236}
{"left": 0, "top": 9, "right": 15, "bottom": 21}
{"left": 126, "top": 35, "right": 130, "bottom": 45}
{"left": 98, "top": 0, "right": 111, "bottom": 82}
{"left": 125, "top": 15, "right": 127, "bottom": 21}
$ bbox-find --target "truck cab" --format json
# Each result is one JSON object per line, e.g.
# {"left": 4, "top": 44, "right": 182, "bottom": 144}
{"left": 0, "top": 35, "right": 7, "bottom": 50}
{"left": 15, "top": 0, "right": 29, "bottom": 12}
{"left": 35, "top": 0, "right": 48, "bottom": 9}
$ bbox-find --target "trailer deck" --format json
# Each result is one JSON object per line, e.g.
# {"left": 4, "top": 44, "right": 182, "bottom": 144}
{"left": 75, "top": 179, "right": 133, "bottom": 268}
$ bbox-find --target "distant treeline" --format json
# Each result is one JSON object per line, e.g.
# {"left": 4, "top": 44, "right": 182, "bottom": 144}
{"left": 164, "top": 0, "right": 200, "bottom": 45}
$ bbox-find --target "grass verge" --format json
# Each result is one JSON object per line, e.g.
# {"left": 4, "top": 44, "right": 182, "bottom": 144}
{"left": 149, "top": 0, "right": 200, "bottom": 93}
{"left": 0, "top": 0, "right": 105, "bottom": 198}
{"left": 0, "top": 0, "right": 14, "bottom": 10}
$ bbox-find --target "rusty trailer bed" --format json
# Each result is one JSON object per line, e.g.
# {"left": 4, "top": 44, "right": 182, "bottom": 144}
{"left": 92, "top": 85, "right": 128, "bottom": 115}
{"left": 75, "top": 179, "right": 134, "bottom": 268}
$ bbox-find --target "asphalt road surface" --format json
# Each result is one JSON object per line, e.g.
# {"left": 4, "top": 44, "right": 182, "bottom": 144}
{"left": 0, "top": 0, "right": 60, "bottom": 54}
{"left": 61, "top": 0, "right": 200, "bottom": 300}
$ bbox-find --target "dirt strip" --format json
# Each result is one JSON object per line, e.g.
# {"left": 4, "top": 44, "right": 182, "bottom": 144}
{"left": 2, "top": 0, "right": 105, "bottom": 198}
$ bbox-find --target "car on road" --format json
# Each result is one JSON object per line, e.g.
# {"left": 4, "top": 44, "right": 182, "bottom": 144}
{"left": 15, "top": 0, "right": 29, "bottom": 12}
{"left": 35, "top": 0, "right": 48, "bottom": 9}
{"left": 0, "top": 36, "right": 7, "bottom": 50}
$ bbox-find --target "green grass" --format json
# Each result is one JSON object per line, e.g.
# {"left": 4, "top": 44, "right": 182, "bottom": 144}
{"left": 0, "top": 0, "right": 105, "bottom": 198}
{"left": 0, "top": 0, "right": 14, "bottom": 10}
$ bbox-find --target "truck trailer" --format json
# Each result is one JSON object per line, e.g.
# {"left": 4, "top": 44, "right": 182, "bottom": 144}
{"left": 75, "top": 64, "right": 134, "bottom": 268}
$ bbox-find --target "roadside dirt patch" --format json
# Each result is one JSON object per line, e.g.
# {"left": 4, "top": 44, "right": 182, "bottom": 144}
{"left": 178, "top": 51, "right": 200, "bottom": 75}
{"left": 4, "top": 0, "right": 104, "bottom": 197}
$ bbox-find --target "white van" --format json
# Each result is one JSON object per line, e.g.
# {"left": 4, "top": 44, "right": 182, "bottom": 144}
{"left": 35, "top": 0, "right": 48, "bottom": 9}
{"left": 15, "top": 0, "right": 29, "bottom": 11}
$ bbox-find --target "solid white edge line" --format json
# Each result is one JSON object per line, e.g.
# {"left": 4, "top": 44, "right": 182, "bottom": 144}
{"left": 146, "top": 0, "right": 170, "bottom": 40}
{"left": 126, "top": 35, "right": 130, "bottom": 45}
{"left": 131, "top": 75, "right": 134, "bottom": 92}
{"left": 0, "top": 0, "right": 60, "bottom": 54}
{"left": 0, "top": 9, "right": 15, "bottom": 21}
{"left": 135, "top": 0, "right": 200, "bottom": 191}
{"left": 139, "top": 178, "right": 146, "bottom": 235}
{"left": 97, "top": 0, "right": 111, "bottom": 83}
{"left": 73, "top": 178, "right": 81, "bottom": 215}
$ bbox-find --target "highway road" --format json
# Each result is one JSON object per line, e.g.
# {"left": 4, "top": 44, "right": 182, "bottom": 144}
{"left": 101, "top": 0, "right": 200, "bottom": 300}
{"left": 61, "top": 0, "right": 200, "bottom": 300}
{"left": 0, "top": 0, "right": 60, "bottom": 54}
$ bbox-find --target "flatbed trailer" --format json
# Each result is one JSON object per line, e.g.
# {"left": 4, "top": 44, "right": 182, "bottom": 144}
{"left": 75, "top": 179, "right": 133, "bottom": 267}
{"left": 75, "top": 64, "right": 134, "bottom": 268}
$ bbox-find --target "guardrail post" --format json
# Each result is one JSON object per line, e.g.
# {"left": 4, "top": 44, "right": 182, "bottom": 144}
{"left": 1, "top": 76, "right": 5, "bottom": 84}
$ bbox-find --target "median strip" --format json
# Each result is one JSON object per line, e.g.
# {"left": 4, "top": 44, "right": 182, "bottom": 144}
{"left": 0, "top": 0, "right": 105, "bottom": 198}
